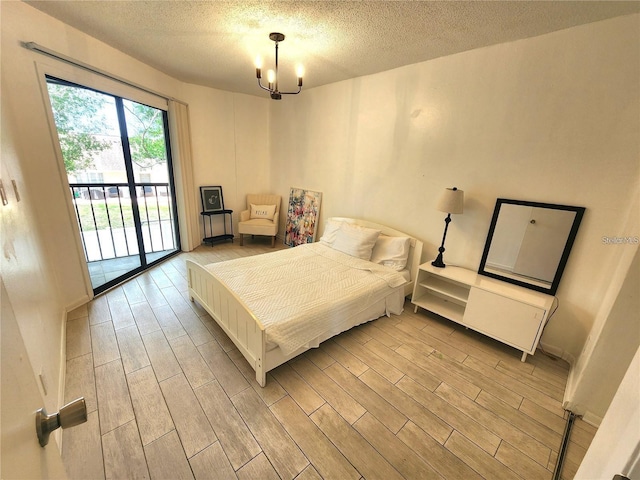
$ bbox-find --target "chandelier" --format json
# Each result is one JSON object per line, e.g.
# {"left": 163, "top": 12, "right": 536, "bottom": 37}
{"left": 255, "top": 32, "right": 303, "bottom": 100}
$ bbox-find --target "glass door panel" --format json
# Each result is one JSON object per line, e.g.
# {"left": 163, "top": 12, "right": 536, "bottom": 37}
{"left": 46, "top": 77, "right": 180, "bottom": 294}
{"left": 121, "top": 99, "right": 179, "bottom": 266}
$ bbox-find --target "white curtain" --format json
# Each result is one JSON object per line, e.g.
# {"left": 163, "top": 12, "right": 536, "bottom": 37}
{"left": 168, "top": 101, "right": 198, "bottom": 251}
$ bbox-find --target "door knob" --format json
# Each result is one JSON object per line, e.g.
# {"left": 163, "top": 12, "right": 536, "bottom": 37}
{"left": 36, "top": 397, "right": 87, "bottom": 447}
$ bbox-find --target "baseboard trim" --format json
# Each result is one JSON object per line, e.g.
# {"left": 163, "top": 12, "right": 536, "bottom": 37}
{"left": 66, "top": 293, "right": 92, "bottom": 313}
{"left": 580, "top": 410, "right": 603, "bottom": 428}
{"left": 539, "top": 341, "right": 576, "bottom": 367}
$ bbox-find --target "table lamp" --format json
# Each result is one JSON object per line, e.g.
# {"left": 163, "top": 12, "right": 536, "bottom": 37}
{"left": 432, "top": 186, "right": 464, "bottom": 268}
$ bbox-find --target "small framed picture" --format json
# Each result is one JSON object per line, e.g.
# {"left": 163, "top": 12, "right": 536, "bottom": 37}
{"left": 200, "top": 186, "right": 224, "bottom": 213}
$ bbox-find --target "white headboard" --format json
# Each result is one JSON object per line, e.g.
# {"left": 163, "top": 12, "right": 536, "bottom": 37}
{"left": 327, "top": 217, "right": 424, "bottom": 297}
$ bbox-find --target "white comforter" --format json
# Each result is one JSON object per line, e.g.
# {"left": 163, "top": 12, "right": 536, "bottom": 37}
{"left": 204, "top": 242, "right": 407, "bottom": 356}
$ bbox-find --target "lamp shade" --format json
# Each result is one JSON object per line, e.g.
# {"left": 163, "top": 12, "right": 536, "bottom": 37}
{"left": 436, "top": 187, "right": 464, "bottom": 214}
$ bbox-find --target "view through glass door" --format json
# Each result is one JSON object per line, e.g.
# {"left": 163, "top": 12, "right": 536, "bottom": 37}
{"left": 46, "top": 77, "right": 180, "bottom": 295}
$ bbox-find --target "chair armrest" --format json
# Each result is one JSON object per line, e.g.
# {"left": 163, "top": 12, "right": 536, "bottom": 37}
{"left": 240, "top": 210, "right": 250, "bottom": 222}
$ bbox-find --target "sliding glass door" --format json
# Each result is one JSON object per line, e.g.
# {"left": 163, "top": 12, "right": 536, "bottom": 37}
{"left": 46, "top": 77, "right": 180, "bottom": 294}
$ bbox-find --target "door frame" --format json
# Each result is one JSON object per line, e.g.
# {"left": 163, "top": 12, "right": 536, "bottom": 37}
{"left": 36, "top": 61, "right": 182, "bottom": 298}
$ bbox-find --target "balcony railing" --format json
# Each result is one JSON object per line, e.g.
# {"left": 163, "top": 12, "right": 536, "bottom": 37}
{"left": 69, "top": 182, "right": 178, "bottom": 263}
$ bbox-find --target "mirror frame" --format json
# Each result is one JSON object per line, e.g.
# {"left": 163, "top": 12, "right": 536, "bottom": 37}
{"left": 478, "top": 198, "right": 585, "bottom": 296}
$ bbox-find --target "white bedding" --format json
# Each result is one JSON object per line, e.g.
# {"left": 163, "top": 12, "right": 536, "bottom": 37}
{"left": 204, "top": 242, "right": 407, "bottom": 356}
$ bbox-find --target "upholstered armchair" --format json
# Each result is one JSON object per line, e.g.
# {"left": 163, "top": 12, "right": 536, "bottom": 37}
{"left": 238, "top": 194, "right": 281, "bottom": 247}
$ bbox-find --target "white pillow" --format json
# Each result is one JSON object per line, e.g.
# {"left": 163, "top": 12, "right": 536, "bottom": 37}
{"left": 250, "top": 204, "right": 276, "bottom": 220}
{"left": 370, "top": 235, "right": 411, "bottom": 271}
{"left": 331, "top": 223, "right": 380, "bottom": 260}
{"left": 319, "top": 219, "right": 343, "bottom": 245}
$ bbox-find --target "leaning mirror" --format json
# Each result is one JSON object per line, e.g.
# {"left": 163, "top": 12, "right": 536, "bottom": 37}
{"left": 478, "top": 199, "right": 585, "bottom": 295}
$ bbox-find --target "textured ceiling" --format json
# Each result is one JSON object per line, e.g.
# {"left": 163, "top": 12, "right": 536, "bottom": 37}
{"left": 25, "top": 1, "right": 640, "bottom": 98}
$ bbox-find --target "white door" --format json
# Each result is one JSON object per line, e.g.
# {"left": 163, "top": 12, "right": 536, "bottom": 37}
{"left": 1, "top": 279, "right": 68, "bottom": 479}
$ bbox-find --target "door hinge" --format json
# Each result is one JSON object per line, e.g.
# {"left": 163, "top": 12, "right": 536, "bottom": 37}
{"left": 0, "top": 179, "right": 8, "bottom": 206}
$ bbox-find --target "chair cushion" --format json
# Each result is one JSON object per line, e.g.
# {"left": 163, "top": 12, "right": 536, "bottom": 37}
{"left": 238, "top": 218, "right": 277, "bottom": 236}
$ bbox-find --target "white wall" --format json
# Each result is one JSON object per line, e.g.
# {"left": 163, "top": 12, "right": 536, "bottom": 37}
{"left": 270, "top": 14, "right": 640, "bottom": 371}
{"left": 566, "top": 218, "right": 639, "bottom": 422}
{"left": 182, "top": 84, "right": 270, "bottom": 234}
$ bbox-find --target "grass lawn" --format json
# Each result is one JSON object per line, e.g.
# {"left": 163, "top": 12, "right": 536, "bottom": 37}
{"left": 75, "top": 201, "right": 172, "bottom": 231}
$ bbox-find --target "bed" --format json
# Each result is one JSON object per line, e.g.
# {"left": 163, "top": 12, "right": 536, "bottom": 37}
{"left": 187, "top": 217, "right": 423, "bottom": 386}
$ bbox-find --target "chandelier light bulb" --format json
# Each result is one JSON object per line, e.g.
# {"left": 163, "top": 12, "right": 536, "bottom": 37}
{"left": 296, "top": 64, "right": 304, "bottom": 87}
{"left": 267, "top": 69, "right": 276, "bottom": 84}
{"left": 255, "top": 55, "right": 263, "bottom": 79}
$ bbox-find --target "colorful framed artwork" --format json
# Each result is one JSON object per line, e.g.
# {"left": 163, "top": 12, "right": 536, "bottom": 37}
{"left": 200, "top": 186, "right": 224, "bottom": 213}
{"left": 284, "top": 188, "right": 322, "bottom": 247}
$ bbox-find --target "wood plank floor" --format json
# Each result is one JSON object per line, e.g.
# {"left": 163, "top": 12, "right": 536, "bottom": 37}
{"left": 63, "top": 239, "right": 596, "bottom": 479}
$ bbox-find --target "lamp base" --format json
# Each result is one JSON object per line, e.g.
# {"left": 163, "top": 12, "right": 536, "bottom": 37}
{"left": 431, "top": 252, "right": 446, "bottom": 268}
{"left": 432, "top": 214, "right": 451, "bottom": 268}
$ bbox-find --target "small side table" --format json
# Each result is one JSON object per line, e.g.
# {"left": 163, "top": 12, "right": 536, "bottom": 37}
{"left": 201, "top": 210, "right": 233, "bottom": 245}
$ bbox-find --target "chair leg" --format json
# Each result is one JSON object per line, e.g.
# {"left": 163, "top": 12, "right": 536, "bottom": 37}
{"left": 271, "top": 236, "right": 275, "bottom": 247}
{"left": 239, "top": 235, "right": 244, "bottom": 246}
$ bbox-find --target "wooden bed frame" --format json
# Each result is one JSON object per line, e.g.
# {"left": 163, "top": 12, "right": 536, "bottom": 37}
{"left": 187, "top": 217, "right": 423, "bottom": 386}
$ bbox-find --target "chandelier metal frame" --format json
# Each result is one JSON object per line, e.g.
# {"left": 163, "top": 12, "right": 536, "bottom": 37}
{"left": 255, "top": 32, "right": 303, "bottom": 100}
